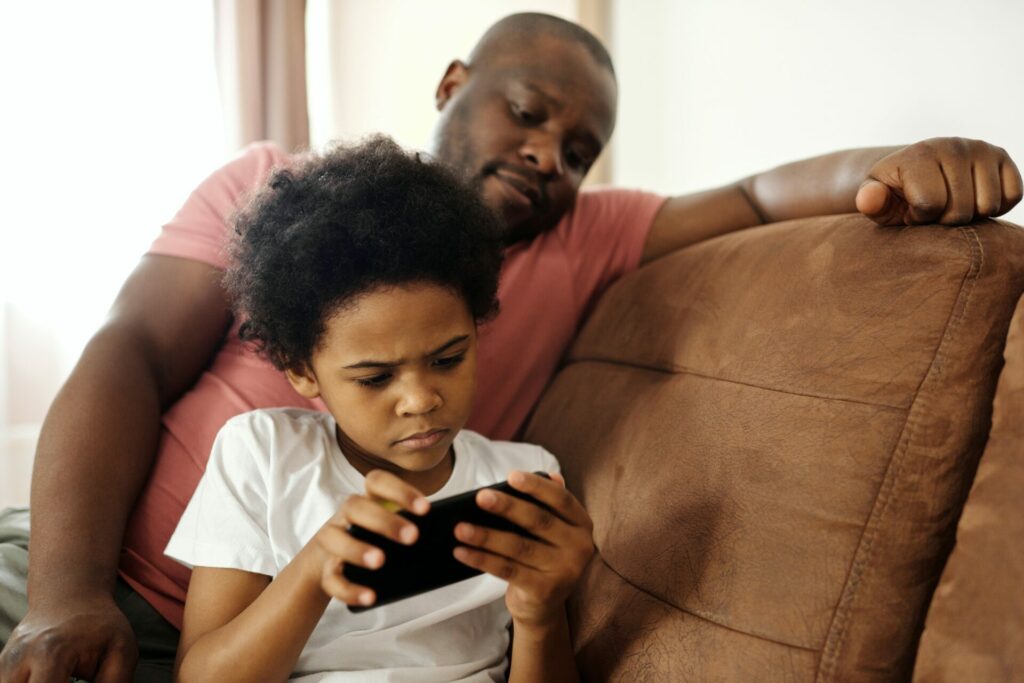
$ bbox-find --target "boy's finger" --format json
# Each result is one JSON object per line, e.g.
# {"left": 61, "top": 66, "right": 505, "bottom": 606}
{"left": 453, "top": 545, "right": 533, "bottom": 584}
{"left": 364, "top": 469, "right": 430, "bottom": 515}
{"left": 320, "top": 558, "right": 376, "bottom": 607}
{"left": 475, "top": 488, "right": 567, "bottom": 546}
{"left": 453, "top": 522, "right": 555, "bottom": 571}
{"left": 315, "top": 524, "right": 385, "bottom": 569}
{"left": 505, "top": 471, "right": 591, "bottom": 528}
{"left": 342, "top": 496, "right": 419, "bottom": 545}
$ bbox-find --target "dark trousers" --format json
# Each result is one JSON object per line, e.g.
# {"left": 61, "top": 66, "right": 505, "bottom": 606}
{"left": 0, "top": 508, "right": 179, "bottom": 682}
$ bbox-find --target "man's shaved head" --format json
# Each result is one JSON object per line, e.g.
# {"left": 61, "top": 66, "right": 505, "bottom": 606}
{"left": 430, "top": 13, "right": 619, "bottom": 244}
{"left": 468, "top": 12, "right": 615, "bottom": 79}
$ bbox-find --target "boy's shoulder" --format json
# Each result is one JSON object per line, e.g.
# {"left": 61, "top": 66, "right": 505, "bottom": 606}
{"left": 221, "top": 407, "right": 331, "bottom": 435}
{"left": 455, "top": 429, "right": 560, "bottom": 479}
{"left": 216, "top": 408, "right": 335, "bottom": 465}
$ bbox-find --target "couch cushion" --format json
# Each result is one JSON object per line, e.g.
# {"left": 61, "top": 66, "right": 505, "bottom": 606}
{"left": 523, "top": 216, "right": 1024, "bottom": 681}
{"left": 912, "top": 294, "right": 1024, "bottom": 682}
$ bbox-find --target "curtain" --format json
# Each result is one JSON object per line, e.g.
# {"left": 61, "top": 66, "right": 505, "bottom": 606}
{"left": 214, "top": 0, "right": 310, "bottom": 152}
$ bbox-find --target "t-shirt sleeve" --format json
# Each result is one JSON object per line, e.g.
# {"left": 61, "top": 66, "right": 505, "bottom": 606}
{"left": 165, "top": 417, "right": 277, "bottom": 576}
{"left": 537, "top": 446, "right": 561, "bottom": 476}
{"left": 147, "top": 141, "right": 293, "bottom": 270}
{"left": 558, "top": 187, "right": 668, "bottom": 315}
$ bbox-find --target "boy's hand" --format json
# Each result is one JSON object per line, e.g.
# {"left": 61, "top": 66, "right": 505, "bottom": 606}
{"left": 856, "top": 137, "right": 1022, "bottom": 226}
{"left": 453, "top": 471, "right": 594, "bottom": 628}
{"left": 304, "top": 469, "right": 430, "bottom": 607}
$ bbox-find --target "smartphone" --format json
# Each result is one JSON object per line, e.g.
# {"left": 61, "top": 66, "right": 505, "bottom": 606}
{"left": 342, "top": 472, "right": 552, "bottom": 611}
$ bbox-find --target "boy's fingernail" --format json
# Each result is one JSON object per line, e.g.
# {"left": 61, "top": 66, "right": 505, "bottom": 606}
{"left": 413, "top": 497, "right": 429, "bottom": 514}
{"left": 364, "top": 550, "right": 382, "bottom": 567}
{"left": 479, "top": 490, "right": 496, "bottom": 507}
{"left": 401, "top": 525, "right": 417, "bottom": 544}
{"left": 360, "top": 591, "right": 374, "bottom": 605}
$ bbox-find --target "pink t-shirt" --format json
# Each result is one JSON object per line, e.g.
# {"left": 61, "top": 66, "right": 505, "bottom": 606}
{"left": 119, "top": 142, "right": 666, "bottom": 628}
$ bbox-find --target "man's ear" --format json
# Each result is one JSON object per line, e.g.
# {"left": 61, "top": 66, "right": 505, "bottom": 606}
{"left": 435, "top": 60, "right": 470, "bottom": 111}
{"left": 286, "top": 365, "right": 321, "bottom": 399}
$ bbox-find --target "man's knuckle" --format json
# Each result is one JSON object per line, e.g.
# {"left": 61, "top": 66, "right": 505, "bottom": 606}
{"left": 944, "top": 210, "right": 973, "bottom": 224}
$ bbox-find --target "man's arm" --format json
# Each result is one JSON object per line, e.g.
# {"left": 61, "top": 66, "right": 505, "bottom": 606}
{"left": 0, "top": 255, "right": 230, "bottom": 682}
{"left": 641, "top": 137, "right": 1023, "bottom": 263}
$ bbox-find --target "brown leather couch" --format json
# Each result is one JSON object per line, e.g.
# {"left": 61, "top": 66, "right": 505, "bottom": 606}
{"left": 523, "top": 214, "right": 1024, "bottom": 682}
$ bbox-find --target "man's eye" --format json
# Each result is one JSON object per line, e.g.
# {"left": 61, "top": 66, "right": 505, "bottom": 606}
{"left": 566, "top": 150, "right": 590, "bottom": 170}
{"left": 357, "top": 373, "right": 391, "bottom": 388}
{"left": 432, "top": 354, "right": 465, "bottom": 369}
{"left": 511, "top": 103, "right": 538, "bottom": 124}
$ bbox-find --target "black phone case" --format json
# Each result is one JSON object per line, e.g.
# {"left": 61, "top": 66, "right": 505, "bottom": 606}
{"left": 342, "top": 472, "right": 550, "bottom": 612}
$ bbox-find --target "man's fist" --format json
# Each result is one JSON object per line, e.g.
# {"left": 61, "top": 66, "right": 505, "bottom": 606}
{"left": 856, "top": 137, "right": 1022, "bottom": 226}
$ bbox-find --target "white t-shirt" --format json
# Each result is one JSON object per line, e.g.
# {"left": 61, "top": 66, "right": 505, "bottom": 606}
{"left": 166, "top": 408, "right": 560, "bottom": 682}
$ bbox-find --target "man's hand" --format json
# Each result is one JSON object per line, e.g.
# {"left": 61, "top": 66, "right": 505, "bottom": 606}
{"left": 0, "top": 595, "right": 137, "bottom": 683}
{"left": 856, "top": 137, "right": 1023, "bottom": 226}
{"left": 453, "top": 471, "right": 594, "bottom": 628}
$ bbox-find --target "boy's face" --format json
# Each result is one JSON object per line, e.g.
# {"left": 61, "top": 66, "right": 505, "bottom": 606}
{"left": 287, "top": 283, "right": 477, "bottom": 493}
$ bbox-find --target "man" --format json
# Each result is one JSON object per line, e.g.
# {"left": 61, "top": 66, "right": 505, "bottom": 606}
{"left": 1, "top": 12, "right": 1020, "bottom": 683}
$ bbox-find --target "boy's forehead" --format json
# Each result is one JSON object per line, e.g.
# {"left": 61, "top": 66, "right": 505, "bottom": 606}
{"left": 320, "top": 285, "right": 474, "bottom": 362}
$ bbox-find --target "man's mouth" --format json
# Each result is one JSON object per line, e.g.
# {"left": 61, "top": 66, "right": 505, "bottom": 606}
{"left": 494, "top": 170, "right": 542, "bottom": 207}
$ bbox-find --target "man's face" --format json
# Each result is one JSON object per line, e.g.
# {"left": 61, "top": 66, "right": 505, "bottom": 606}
{"left": 431, "top": 35, "right": 617, "bottom": 244}
{"left": 287, "top": 283, "right": 477, "bottom": 494}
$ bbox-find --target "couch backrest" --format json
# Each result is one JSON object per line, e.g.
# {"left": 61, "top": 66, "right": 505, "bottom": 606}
{"left": 524, "top": 216, "right": 1024, "bottom": 681}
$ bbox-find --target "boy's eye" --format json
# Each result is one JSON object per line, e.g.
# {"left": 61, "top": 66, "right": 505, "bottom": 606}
{"left": 356, "top": 373, "right": 392, "bottom": 388}
{"left": 432, "top": 353, "right": 465, "bottom": 369}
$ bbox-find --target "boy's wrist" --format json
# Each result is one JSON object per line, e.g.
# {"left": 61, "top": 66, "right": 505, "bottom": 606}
{"left": 511, "top": 608, "right": 568, "bottom": 640}
{"left": 295, "top": 542, "right": 330, "bottom": 593}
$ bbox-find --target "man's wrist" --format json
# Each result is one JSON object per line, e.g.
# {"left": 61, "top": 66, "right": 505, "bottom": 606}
{"left": 27, "top": 566, "right": 119, "bottom": 610}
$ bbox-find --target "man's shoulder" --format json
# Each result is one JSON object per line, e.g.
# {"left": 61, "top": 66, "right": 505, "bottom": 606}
{"left": 214, "top": 141, "right": 297, "bottom": 191}
{"left": 556, "top": 186, "right": 667, "bottom": 235}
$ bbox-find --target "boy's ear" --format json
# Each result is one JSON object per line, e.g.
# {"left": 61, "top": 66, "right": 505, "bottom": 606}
{"left": 286, "top": 365, "right": 321, "bottom": 399}
{"left": 435, "top": 60, "right": 470, "bottom": 111}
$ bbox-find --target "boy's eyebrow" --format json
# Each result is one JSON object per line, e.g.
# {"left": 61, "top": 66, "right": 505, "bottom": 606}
{"left": 343, "top": 334, "right": 470, "bottom": 370}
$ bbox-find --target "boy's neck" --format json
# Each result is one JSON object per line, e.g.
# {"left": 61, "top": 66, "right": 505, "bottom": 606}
{"left": 335, "top": 425, "right": 456, "bottom": 496}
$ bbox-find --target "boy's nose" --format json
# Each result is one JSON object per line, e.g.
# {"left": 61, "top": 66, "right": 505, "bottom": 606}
{"left": 397, "top": 384, "right": 443, "bottom": 417}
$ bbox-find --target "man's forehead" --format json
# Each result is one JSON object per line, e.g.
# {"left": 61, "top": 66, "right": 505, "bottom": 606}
{"left": 480, "top": 43, "right": 617, "bottom": 136}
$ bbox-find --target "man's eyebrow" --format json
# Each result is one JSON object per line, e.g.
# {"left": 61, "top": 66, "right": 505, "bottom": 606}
{"left": 343, "top": 334, "right": 470, "bottom": 370}
{"left": 520, "top": 82, "right": 560, "bottom": 107}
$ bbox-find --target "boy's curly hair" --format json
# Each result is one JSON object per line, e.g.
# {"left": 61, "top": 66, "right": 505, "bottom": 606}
{"left": 225, "top": 135, "right": 504, "bottom": 373}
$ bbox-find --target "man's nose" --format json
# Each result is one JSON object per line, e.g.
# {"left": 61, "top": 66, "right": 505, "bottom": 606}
{"left": 520, "top": 133, "right": 564, "bottom": 177}
{"left": 396, "top": 380, "right": 443, "bottom": 416}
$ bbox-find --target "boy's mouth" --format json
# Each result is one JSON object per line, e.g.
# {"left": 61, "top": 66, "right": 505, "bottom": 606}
{"left": 394, "top": 428, "right": 449, "bottom": 450}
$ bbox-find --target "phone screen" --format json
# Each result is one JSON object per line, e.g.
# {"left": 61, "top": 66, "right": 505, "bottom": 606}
{"left": 342, "top": 473, "right": 549, "bottom": 611}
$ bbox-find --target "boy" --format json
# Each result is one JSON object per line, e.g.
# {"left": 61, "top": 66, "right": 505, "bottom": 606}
{"left": 165, "top": 136, "right": 594, "bottom": 682}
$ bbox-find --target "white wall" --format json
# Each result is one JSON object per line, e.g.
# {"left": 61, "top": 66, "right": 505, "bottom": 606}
{"left": 306, "top": 0, "right": 580, "bottom": 151}
{"left": 0, "top": 2, "right": 224, "bottom": 507}
{"left": 609, "top": 0, "right": 1024, "bottom": 226}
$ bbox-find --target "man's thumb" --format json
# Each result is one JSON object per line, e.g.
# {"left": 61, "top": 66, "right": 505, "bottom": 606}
{"left": 855, "top": 179, "right": 895, "bottom": 220}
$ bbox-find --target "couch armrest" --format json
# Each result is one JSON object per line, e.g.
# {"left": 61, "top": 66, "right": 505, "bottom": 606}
{"left": 914, "top": 293, "right": 1024, "bottom": 682}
